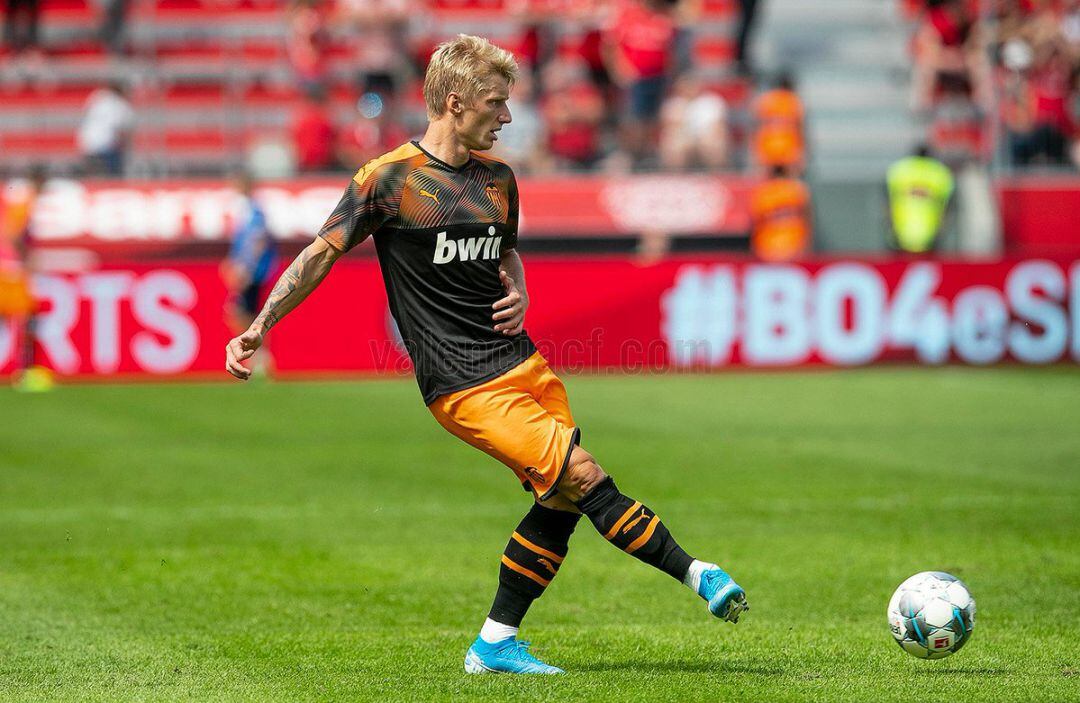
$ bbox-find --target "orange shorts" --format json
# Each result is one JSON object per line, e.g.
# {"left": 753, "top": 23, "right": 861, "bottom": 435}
{"left": 428, "top": 352, "right": 580, "bottom": 501}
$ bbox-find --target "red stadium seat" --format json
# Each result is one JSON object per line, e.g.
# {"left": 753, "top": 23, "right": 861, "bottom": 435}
{"left": 0, "top": 84, "right": 97, "bottom": 109}
{"left": 39, "top": 0, "right": 95, "bottom": 22}
{"left": 0, "top": 132, "right": 78, "bottom": 155}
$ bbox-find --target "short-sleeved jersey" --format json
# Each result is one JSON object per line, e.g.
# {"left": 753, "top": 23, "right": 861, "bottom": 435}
{"left": 318, "top": 140, "right": 536, "bottom": 404}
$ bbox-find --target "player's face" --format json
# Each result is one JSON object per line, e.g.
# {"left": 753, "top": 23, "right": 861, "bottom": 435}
{"left": 459, "top": 75, "right": 512, "bottom": 151}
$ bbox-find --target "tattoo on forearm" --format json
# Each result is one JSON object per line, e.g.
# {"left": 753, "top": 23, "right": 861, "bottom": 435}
{"left": 253, "top": 243, "right": 333, "bottom": 333}
{"left": 263, "top": 309, "right": 281, "bottom": 332}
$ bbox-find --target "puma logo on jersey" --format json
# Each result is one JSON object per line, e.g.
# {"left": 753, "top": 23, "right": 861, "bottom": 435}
{"left": 419, "top": 188, "right": 440, "bottom": 205}
{"left": 433, "top": 229, "right": 502, "bottom": 264}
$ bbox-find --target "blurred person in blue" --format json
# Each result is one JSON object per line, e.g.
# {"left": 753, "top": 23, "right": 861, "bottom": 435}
{"left": 221, "top": 173, "right": 278, "bottom": 374}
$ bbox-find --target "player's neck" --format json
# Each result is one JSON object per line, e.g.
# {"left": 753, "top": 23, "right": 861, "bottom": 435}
{"left": 418, "top": 123, "right": 471, "bottom": 168}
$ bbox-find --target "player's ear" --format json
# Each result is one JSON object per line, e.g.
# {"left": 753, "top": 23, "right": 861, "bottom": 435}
{"left": 447, "top": 91, "right": 464, "bottom": 116}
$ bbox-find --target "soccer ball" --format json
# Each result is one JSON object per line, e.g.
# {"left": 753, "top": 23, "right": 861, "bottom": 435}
{"left": 887, "top": 571, "right": 975, "bottom": 659}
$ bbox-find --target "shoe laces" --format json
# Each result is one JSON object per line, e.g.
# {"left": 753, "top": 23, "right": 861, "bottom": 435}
{"left": 503, "top": 640, "right": 542, "bottom": 663}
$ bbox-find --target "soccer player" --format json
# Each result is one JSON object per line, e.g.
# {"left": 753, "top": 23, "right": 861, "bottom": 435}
{"left": 225, "top": 35, "right": 748, "bottom": 675}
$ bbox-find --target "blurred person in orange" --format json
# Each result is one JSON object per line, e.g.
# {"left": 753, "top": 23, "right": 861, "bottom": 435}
{"left": 750, "top": 165, "right": 812, "bottom": 262}
{"left": 751, "top": 72, "right": 805, "bottom": 175}
{"left": 0, "top": 166, "right": 52, "bottom": 391}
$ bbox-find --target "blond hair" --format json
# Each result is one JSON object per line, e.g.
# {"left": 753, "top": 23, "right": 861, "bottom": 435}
{"left": 423, "top": 35, "right": 518, "bottom": 120}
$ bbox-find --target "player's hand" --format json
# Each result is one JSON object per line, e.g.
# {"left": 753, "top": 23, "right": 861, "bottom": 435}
{"left": 492, "top": 270, "right": 528, "bottom": 336}
{"left": 225, "top": 328, "right": 263, "bottom": 380}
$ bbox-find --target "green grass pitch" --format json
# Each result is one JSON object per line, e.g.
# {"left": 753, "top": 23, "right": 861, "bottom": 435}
{"left": 2, "top": 368, "right": 1079, "bottom": 702}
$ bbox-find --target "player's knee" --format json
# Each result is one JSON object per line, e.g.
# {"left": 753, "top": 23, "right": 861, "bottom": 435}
{"left": 558, "top": 449, "right": 607, "bottom": 502}
{"left": 536, "top": 492, "right": 581, "bottom": 514}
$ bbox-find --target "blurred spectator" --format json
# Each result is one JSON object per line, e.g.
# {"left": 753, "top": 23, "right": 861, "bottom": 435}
{"left": 287, "top": 0, "right": 331, "bottom": 93}
{"left": 95, "top": 0, "right": 129, "bottom": 55}
{"left": 490, "top": 71, "right": 548, "bottom": 173}
{"left": 1000, "top": 39, "right": 1074, "bottom": 166}
{"left": 541, "top": 56, "right": 606, "bottom": 170}
{"left": 604, "top": 0, "right": 678, "bottom": 168}
{"left": 929, "top": 73, "right": 988, "bottom": 168}
{"left": 735, "top": 0, "right": 760, "bottom": 76}
{"left": 2, "top": 0, "right": 40, "bottom": 54}
{"left": 886, "top": 144, "right": 954, "bottom": 253}
{"left": 752, "top": 72, "right": 806, "bottom": 175}
{"left": 577, "top": 27, "right": 615, "bottom": 97}
{"left": 911, "top": 0, "right": 991, "bottom": 111}
{"left": 672, "top": 0, "right": 703, "bottom": 76}
{"left": 221, "top": 173, "right": 277, "bottom": 354}
{"left": 1025, "top": 41, "right": 1075, "bottom": 164}
{"left": 336, "top": 0, "right": 413, "bottom": 97}
{"left": 291, "top": 88, "right": 337, "bottom": 173}
{"left": 337, "top": 91, "right": 410, "bottom": 169}
{"left": 77, "top": 83, "right": 135, "bottom": 177}
{"left": 1017, "top": 0, "right": 1077, "bottom": 57}
{"left": 659, "top": 72, "right": 729, "bottom": 170}
{"left": 750, "top": 165, "right": 812, "bottom": 262}
{"left": 0, "top": 166, "right": 52, "bottom": 391}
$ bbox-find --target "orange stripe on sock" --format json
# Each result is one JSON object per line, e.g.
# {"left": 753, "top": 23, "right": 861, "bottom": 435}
{"left": 501, "top": 555, "right": 551, "bottom": 587}
{"left": 511, "top": 532, "right": 564, "bottom": 564}
{"left": 603, "top": 501, "right": 642, "bottom": 541}
{"left": 624, "top": 516, "right": 660, "bottom": 555}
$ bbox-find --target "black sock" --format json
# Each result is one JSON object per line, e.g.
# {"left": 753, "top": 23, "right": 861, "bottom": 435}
{"left": 574, "top": 476, "right": 694, "bottom": 581}
{"left": 488, "top": 503, "right": 582, "bottom": 628}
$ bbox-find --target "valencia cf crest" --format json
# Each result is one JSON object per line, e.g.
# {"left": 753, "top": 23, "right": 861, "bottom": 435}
{"left": 485, "top": 183, "right": 503, "bottom": 211}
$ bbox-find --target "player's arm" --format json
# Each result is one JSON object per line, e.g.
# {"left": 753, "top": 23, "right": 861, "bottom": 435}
{"left": 225, "top": 237, "right": 342, "bottom": 380}
{"left": 224, "top": 167, "right": 394, "bottom": 380}
{"left": 493, "top": 247, "right": 528, "bottom": 336}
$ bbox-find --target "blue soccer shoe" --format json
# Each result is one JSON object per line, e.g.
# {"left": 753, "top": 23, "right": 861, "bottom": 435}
{"left": 698, "top": 565, "right": 749, "bottom": 623}
{"left": 463, "top": 636, "right": 564, "bottom": 675}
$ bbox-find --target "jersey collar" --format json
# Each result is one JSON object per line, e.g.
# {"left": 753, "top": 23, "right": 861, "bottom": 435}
{"left": 412, "top": 140, "right": 471, "bottom": 172}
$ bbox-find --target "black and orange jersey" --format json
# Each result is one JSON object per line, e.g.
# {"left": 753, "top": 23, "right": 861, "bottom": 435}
{"left": 318, "top": 140, "right": 535, "bottom": 404}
